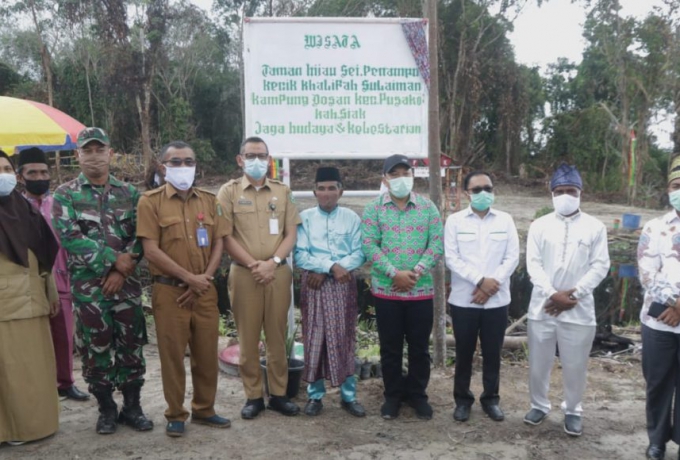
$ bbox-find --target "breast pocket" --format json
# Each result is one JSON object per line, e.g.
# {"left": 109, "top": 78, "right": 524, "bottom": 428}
{"left": 114, "top": 209, "right": 135, "bottom": 238}
{"left": 77, "top": 212, "right": 102, "bottom": 237}
{"left": 233, "top": 207, "right": 256, "bottom": 233}
{"left": 333, "top": 231, "right": 354, "bottom": 254}
{"left": 489, "top": 231, "right": 508, "bottom": 246}
{"left": 456, "top": 232, "right": 478, "bottom": 244}
{"left": 159, "top": 216, "right": 184, "bottom": 244}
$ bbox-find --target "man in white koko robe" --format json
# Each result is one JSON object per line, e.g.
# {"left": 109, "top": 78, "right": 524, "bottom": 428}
{"left": 523, "top": 163, "right": 610, "bottom": 437}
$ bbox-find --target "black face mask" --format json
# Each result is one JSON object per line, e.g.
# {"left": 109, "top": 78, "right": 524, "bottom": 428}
{"left": 24, "top": 179, "right": 50, "bottom": 196}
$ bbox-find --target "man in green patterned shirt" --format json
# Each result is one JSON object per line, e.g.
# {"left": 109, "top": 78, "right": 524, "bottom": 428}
{"left": 52, "top": 128, "right": 153, "bottom": 435}
{"left": 361, "top": 154, "right": 444, "bottom": 421}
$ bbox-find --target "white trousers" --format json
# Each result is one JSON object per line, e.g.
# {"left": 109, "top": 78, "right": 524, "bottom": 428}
{"left": 528, "top": 319, "right": 595, "bottom": 416}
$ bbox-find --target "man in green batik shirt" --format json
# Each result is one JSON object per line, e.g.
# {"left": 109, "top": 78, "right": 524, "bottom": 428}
{"left": 52, "top": 128, "right": 153, "bottom": 436}
{"left": 361, "top": 154, "right": 444, "bottom": 422}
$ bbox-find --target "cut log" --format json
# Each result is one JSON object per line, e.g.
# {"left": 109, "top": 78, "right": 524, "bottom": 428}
{"left": 505, "top": 313, "right": 528, "bottom": 335}
{"left": 446, "top": 334, "right": 527, "bottom": 350}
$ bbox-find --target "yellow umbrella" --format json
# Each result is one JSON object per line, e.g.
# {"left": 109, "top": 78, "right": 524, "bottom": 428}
{"left": 0, "top": 96, "right": 86, "bottom": 154}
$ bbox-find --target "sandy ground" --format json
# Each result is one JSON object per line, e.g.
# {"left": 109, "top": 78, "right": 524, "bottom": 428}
{"left": 1, "top": 186, "right": 665, "bottom": 460}
{"left": 1, "top": 339, "right": 653, "bottom": 460}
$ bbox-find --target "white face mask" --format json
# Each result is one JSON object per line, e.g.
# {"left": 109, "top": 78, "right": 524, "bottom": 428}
{"left": 552, "top": 193, "right": 580, "bottom": 216}
{"left": 387, "top": 176, "right": 414, "bottom": 199}
{"left": 164, "top": 166, "right": 195, "bottom": 191}
{"left": 0, "top": 173, "right": 17, "bottom": 196}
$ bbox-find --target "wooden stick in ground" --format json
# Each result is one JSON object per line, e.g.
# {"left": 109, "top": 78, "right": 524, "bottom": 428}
{"left": 505, "top": 313, "right": 528, "bottom": 335}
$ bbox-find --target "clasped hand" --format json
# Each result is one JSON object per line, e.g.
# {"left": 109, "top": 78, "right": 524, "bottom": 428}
{"left": 249, "top": 260, "right": 276, "bottom": 285}
{"left": 544, "top": 289, "right": 577, "bottom": 316}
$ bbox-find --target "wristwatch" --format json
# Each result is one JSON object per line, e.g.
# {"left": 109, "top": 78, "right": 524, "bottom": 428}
{"left": 272, "top": 256, "right": 282, "bottom": 266}
{"left": 666, "top": 294, "right": 679, "bottom": 308}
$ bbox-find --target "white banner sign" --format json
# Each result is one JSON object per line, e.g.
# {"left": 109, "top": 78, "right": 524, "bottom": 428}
{"left": 243, "top": 18, "right": 429, "bottom": 158}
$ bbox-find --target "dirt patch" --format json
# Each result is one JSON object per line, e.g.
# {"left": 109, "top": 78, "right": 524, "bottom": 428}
{"left": 2, "top": 340, "right": 653, "bottom": 460}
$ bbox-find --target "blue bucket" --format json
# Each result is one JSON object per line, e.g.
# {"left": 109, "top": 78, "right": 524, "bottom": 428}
{"left": 618, "top": 264, "right": 637, "bottom": 279}
{"left": 621, "top": 213, "right": 641, "bottom": 230}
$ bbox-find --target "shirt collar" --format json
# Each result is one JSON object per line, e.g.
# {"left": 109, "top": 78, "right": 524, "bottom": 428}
{"left": 317, "top": 205, "right": 339, "bottom": 216}
{"left": 240, "top": 175, "right": 271, "bottom": 192}
{"left": 164, "top": 182, "right": 199, "bottom": 199}
{"left": 21, "top": 190, "right": 50, "bottom": 203}
{"left": 664, "top": 210, "right": 680, "bottom": 225}
{"left": 555, "top": 210, "right": 581, "bottom": 222}
{"left": 77, "top": 172, "right": 122, "bottom": 188}
{"left": 464, "top": 206, "right": 496, "bottom": 219}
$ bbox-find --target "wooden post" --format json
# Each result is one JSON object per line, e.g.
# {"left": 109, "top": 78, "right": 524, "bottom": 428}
{"left": 55, "top": 150, "right": 61, "bottom": 183}
{"left": 426, "top": 0, "right": 447, "bottom": 368}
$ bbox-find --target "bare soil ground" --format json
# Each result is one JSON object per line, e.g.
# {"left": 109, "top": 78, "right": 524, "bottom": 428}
{"left": 2, "top": 181, "right": 663, "bottom": 460}
{"left": 2, "top": 340, "right": 651, "bottom": 460}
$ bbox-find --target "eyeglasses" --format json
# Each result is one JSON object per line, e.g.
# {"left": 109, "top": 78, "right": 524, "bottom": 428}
{"left": 163, "top": 158, "right": 196, "bottom": 167}
{"left": 469, "top": 186, "right": 493, "bottom": 194}
{"left": 242, "top": 153, "right": 269, "bottom": 161}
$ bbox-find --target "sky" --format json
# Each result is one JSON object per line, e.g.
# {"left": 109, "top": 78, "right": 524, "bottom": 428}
{"left": 189, "top": 0, "right": 675, "bottom": 148}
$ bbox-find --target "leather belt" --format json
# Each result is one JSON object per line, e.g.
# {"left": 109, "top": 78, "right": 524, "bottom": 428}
{"left": 153, "top": 276, "right": 186, "bottom": 287}
{"left": 232, "top": 259, "right": 287, "bottom": 268}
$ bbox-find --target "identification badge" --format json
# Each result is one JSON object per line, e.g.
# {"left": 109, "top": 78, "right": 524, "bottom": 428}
{"left": 196, "top": 212, "right": 209, "bottom": 247}
{"left": 197, "top": 227, "right": 209, "bottom": 247}
{"left": 269, "top": 218, "right": 279, "bottom": 235}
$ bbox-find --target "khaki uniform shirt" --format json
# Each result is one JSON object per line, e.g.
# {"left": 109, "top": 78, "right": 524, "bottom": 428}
{"left": 217, "top": 176, "right": 301, "bottom": 260}
{"left": 136, "top": 184, "right": 229, "bottom": 276}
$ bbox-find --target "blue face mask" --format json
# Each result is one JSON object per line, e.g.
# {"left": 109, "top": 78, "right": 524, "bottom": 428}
{"left": 470, "top": 191, "right": 494, "bottom": 211}
{"left": 0, "top": 173, "right": 17, "bottom": 196}
{"left": 244, "top": 158, "right": 268, "bottom": 180}
{"left": 388, "top": 176, "right": 413, "bottom": 199}
{"left": 670, "top": 189, "right": 680, "bottom": 211}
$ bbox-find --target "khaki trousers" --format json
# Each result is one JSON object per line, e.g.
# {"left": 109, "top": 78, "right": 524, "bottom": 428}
{"left": 152, "top": 283, "right": 219, "bottom": 421}
{"left": 228, "top": 263, "right": 292, "bottom": 399}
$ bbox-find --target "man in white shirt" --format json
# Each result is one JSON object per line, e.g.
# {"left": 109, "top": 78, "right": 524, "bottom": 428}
{"left": 523, "top": 163, "right": 610, "bottom": 437}
{"left": 445, "top": 171, "right": 519, "bottom": 423}
{"left": 638, "top": 156, "right": 680, "bottom": 460}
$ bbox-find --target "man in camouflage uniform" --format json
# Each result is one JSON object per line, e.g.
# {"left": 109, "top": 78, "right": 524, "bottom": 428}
{"left": 52, "top": 128, "right": 153, "bottom": 435}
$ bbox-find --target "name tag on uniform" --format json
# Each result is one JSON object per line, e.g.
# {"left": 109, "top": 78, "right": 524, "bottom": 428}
{"left": 269, "top": 218, "right": 279, "bottom": 235}
{"left": 197, "top": 227, "right": 209, "bottom": 247}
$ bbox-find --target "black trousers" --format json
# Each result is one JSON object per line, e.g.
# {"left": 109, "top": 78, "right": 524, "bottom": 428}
{"left": 450, "top": 304, "right": 508, "bottom": 407}
{"left": 642, "top": 324, "right": 680, "bottom": 445}
{"left": 374, "top": 297, "right": 433, "bottom": 402}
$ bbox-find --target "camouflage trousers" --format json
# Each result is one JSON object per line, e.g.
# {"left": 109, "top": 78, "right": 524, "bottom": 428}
{"left": 72, "top": 297, "right": 148, "bottom": 393}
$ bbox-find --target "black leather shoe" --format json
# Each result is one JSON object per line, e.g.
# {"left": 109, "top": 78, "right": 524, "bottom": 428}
{"left": 564, "top": 414, "right": 583, "bottom": 437}
{"left": 267, "top": 395, "right": 300, "bottom": 416}
{"left": 645, "top": 444, "right": 665, "bottom": 460}
{"left": 408, "top": 399, "right": 433, "bottom": 420}
{"left": 523, "top": 408, "right": 548, "bottom": 426}
{"left": 304, "top": 399, "right": 323, "bottom": 416}
{"left": 341, "top": 400, "right": 366, "bottom": 418}
{"left": 453, "top": 405, "right": 471, "bottom": 422}
{"left": 58, "top": 385, "right": 90, "bottom": 402}
{"left": 241, "top": 398, "right": 266, "bottom": 420}
{"left": 482, "top": 404, "right": 505, "bottom": 421}
{"left": 380, "top": 398, "right": 401, "bottom": 420}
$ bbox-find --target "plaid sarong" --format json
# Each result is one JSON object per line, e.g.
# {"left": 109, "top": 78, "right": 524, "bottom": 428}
{"left": 300, "top": 271, "right": 358, "bottom": 386}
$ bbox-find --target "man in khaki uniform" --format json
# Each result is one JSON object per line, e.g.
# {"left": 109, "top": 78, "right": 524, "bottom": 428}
{"left": 218, "top": 136, "right": 301, "bottom": 419}
{"left": 137, "top": 141, "right": 231, "bottom": 437}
